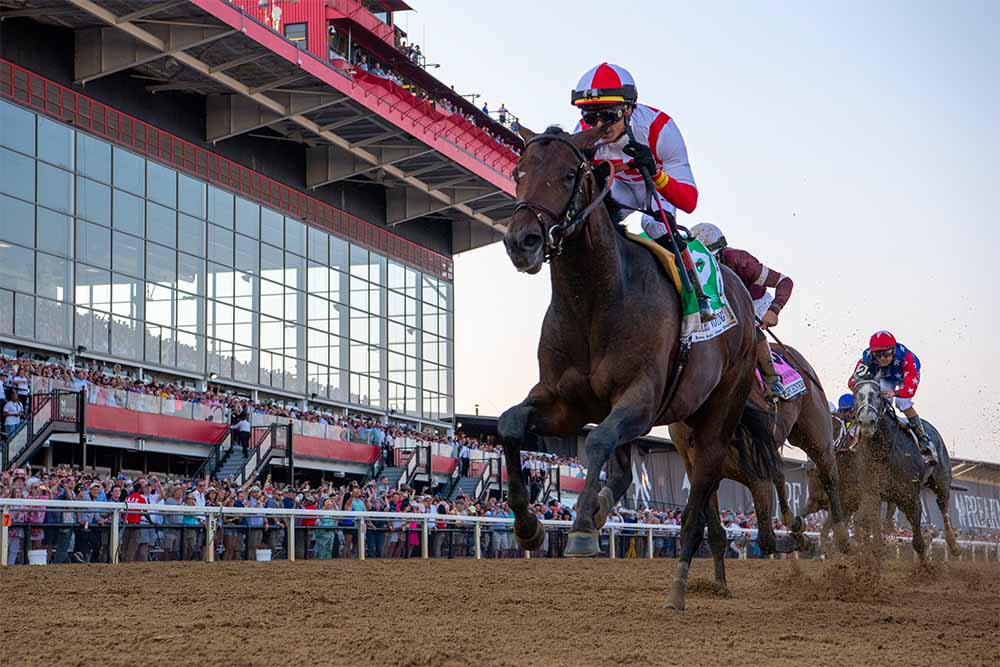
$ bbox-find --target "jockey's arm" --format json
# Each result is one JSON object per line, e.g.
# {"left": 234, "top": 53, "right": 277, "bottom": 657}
{"left": 755, "top": 265, "right": 794, "bottom": 313}
{"left": 650, "top": 116, "right": 698, "bottom": 213}
{"left": 896, "top": 351, "right": 920, "bottom": 399}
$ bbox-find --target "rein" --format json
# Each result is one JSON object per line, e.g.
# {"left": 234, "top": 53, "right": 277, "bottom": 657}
{"left": 512, "top": 133, "right": 613, "bottom": 262}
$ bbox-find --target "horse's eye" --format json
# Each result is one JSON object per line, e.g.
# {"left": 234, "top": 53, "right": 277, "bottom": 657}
{"left": 565, "top": 170, "right": 576, "bottom": 182}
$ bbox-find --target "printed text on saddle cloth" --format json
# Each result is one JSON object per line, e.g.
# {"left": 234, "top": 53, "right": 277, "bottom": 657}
{"left": 756, "top": 349, "right": 806, "bottom": 400}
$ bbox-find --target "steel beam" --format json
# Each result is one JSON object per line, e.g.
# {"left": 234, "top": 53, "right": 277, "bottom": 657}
{"left": 387, "top": 187, "right": 499, "bottom": 226}
{"left": 207, "top": 91, "right": 345, "bottom": 142}
{"left": 117, "top": 0, "right": 187, "bottom": 24}
{"left": 209, "top": 52, "right": 269, "bottom": 74}
{"left": 306, "top": 144, "right": 435, "bottom": 188}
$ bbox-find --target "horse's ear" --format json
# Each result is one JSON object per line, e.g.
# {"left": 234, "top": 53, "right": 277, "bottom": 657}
{"left": 593, "top": 160, "right": 612, "bottom": 184}
{"left": 517, "top": 126, "right": 537, "bottom": 142}
{"left": 570, "top": 125, "right": 606, "bottom": 151}
{"left": 854, "top": 364, "right": 874, "bottom": 381}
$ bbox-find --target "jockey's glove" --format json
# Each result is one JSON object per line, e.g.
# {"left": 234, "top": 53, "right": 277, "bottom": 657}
{"left": 623, "top": 141, "right": 657, "bottom": 177}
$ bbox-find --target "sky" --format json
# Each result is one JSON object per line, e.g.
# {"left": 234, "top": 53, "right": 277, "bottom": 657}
{"left": 398, "top": 1, "right": 1000, "bottom": 463}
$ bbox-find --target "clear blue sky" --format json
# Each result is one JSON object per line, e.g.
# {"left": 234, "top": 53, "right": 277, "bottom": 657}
{"left": 398, "top": 1, "right": 1000, "bottom": 463}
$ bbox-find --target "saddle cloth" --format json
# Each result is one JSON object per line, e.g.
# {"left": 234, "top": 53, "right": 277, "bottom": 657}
{"left": 625, "top": 232, "right": 738, "bottom": 343}
{"left": 756, "top": 348, "right": 807, "bottom": 401}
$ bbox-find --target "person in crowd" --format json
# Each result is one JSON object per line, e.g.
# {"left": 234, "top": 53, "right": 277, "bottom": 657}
{"left": 245, "top": 486, "right": 266, "bottom": 559}
{"left": 313, "top": 496, "right": 338, "bottom": 559}
{"left": 122, "top": 480, "right": 148, "bottom": 562}
{"left": 3, "top": 388, "right": 23, "bottom": 439}
{"left": 75, "top": 481, "right": 108, "bottom": 563}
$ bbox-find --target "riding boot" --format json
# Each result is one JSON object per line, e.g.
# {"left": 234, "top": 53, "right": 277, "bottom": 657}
{"left": 908, "top": 417, "right": 937, "bottom": 467}
{"left": 755, "top": 336, "right": 782, "bottom": 401}
{"left": 654, "top": 234, "right": 715, "bottom": 322}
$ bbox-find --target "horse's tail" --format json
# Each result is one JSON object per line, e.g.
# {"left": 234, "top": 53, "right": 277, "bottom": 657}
{"left": 733, "top": 403, "right": 784, "bottom": 484}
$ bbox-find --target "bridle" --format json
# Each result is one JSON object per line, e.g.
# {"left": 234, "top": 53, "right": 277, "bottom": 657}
{"left": 853, "top": 378, "right": 890, "bottom": 432}
{"left": 511, "top": 133, "right": 613, "bottom": 262}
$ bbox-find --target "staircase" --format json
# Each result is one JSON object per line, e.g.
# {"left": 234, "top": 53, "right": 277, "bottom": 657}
{"left": 216, "top": 447, "right": 249, "bottom": 481}
{"left": 382, "top": 466, "right": 406, "bottom": 489}
{"left": 3, "top": 390, "right": 85, "bottom": 470}
{"left": 449, "top": 476, "right": 479, "bottom": 500}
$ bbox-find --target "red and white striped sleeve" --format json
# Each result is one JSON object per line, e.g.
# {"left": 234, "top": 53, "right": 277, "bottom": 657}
{"left": 649, "top": 114, "right": 698, "bottom": 213}
{"left": 897, "top": 351, "right": 920, "bottom": 398}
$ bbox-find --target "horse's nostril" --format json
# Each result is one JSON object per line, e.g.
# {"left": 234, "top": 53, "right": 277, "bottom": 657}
{"left": 522, "top": 233, "right": 542, "bottom": 250}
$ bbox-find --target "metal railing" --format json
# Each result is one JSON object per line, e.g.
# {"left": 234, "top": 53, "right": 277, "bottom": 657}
{"left": 3, "top": 390, "right": 84, "bottom": 470}
{"left": 2, "top": 498, "right": 997, "bottom": 567}
{"left": 472, "top": 458, "right": 499, "bottom": 502}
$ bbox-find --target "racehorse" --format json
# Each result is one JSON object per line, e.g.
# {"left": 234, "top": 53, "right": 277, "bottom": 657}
{"left": 667, "top": 343, "right": 850, "bottom": 570}
{"left": 499, "top": 126, "right": 775, "bottom": 610}
{"left": 851, "top": 375, "right": 961, "bottom": 561}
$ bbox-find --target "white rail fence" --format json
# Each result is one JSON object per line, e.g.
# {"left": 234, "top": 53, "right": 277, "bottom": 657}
{"left": 2, "top": 498, "right": 997, "bottom": 566}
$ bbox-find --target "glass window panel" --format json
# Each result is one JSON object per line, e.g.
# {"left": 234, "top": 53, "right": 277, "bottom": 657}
{"left": 307, "top": 295, "right": 328, "bottom": 330}
{"left": 36, "top": 207, "right": 72, "bottom": 257}
{"left": 0, "top": 244, "right": 34, "bottom": 293}
{"left": 0, "top": 147, "right": 35, "bottom": 202}
{"left": 284, "top": 291, "right": 302, "bottom": 326}
{"left": 113, "top": 146, "right": 145, "bottom": 196}
{"left": 15, "top": 293, "right": 34, "bottom": 338}
{"left": 112, "top": 231, "right": 144, "bottom": 278}
{"left": 37, "top": 117, "right": 73, "bottom": 170}
{"left": 307, "top": 261, "right": 328, "bottom": 297}
{"left": 146, "top": 201, "right": 176, "bottom": 247}
{"left": 350, "top": 276, "right": 368, "bottom": 312}
{"left": 350, "top": 343, "right": 369, "bottom": 374}
{"left": 36, "top": 297, "right": 71, "bottom": 346}
{"left": 349, "top": 308, "right": 369, "bottom": 343}
{"left": 234, "top": 307, "right": 254, "bottom": 347}
{"left": 405, "top": 266, "right": 418, "bottom": 297}
{"left": 112, "top": 275, "right": 143, "bottom": 320}
{"left": 259, "top": 277, "right": 282, "bottom": 297}
{"left": 284, "top": 217, "right": 305, "bottom": 256}
{"left": 330, "top": 235, "right": 348, "bottom": 272}
{"left": 388, "top": 290, "right": 405, "bottom": 322}
{"left": 331, "top": 269, "right": 347, "bottom": 305}
{"left": 307, "top": 363, "right": 328, "bottom": 399}
{"left": 112, "top": 315, "right": 141, "bottom": 360}
{"left": 261, "top": 208, "right": 283, "bottom": 247}
{"left": 76, "top": 220, "right": 111, "bottom": 270}
{"left": 307, "top": 328, "right": 329, "bottom": 365}
{"left": 208, "top": 223, "right": 234, "bottom": 265}
{"left": 235, "top": 197, "right": 259, "bottom": 237}
{"left": 146, "top": 242, "right": 175, "bottom": 285}
{"left": 285, "top": 325, "right": 304, "bottom": 359}
{"left": 145, "top": 283, "right": 174, "bottom": 326}
{"left": 261, "top": 294, "right": 283, "bottom": 320}
{"left": 176, "top": 331, "right": 203, "bottom": 373}
{"left": 208, "top": 186, "right": 234, "bottom": 229}
{"left": 76, "top": 133, "right": 111, "bottom": 183}
{"left": 370, "top": 252, "right": 385, "bottom": 286}
{"left": 75, "top": 175, "right": 109, "bottom": 224}
{"left": 0, "top": 100, "right": 35, "bottom": 155}
{"left": 284, "top": 252, "right": 304, "bottom": 290}
{"left": 349, "top": 244, "right": 368, "bottom": 280}
{"left": 112, "top": 188, "right": 144, "bottom": 236}
{"left": 178, "top": 213, "right": 205, "bottom": 257}
{"left": 37, "top": 164, "right": 73, "bottom": 215}
{"left": 331, "top": 303, "right": 347, "bottom": 339}
{"left": 369, "top": 283, "right": 382, "bottom": 317}
{"left": 73, "top": 306, "right": 92, "bottom": 350}
{"left": 178, "top": 252, "right": 204, "bottom": 296}
{"left": 233, "top": 270, "right": 256, "bottom": 311}
{"left": 260, "top": 242, "right": 282, "bottom": 281}
{"left": 234, "top": 345, "right": 256, "bottom": 384}
{"left": 74, "top": 264, "right": 110, "bottom": 309}
{"left": 146, "top": 161, "right": 177, "bottom": 208}
{"left": 388, "top": 261, "right": 405, "bottom": 291}
{"left": 307, "top": 227, "right": 328, "bottom": 264}
{"left": 0, "top": 194, "right": 35, "bottom": 247}
{"left": 235, "top": 234, "right": 259, "bottom": 275}
{"left": 260, "top": 316, "right": 283, "bottom": 353}
{"left": 178, "top": 173, "right": 205, "bottom": 218}
{"left": 176, "top": 292, "right": 201, "bottom": 330}
{"left": 423, "top": 303, "right": 439, "bottom": 335}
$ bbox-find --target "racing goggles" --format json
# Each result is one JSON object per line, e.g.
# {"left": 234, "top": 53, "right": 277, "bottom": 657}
{"left": 581, "top": 107, "right": 625, "bottom": 127}
{"left": 872, "top": 349, "right": 894, "bottom": 359}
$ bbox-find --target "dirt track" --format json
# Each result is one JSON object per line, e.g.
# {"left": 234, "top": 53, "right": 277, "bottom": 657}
{"left": 2, "top": 557, "right": 998, "bottom": 667}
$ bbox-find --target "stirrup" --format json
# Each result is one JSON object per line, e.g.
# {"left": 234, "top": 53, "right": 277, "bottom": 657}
{"left": 697, "top": 296, "right": 716, "bottom": 322}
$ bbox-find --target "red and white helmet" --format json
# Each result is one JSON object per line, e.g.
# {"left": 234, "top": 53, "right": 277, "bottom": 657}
{"left": 571, "top": 63, "right": 638, "bottom": 107}
{"left": 869, "top": 330, "right": 897, "bottom": 351}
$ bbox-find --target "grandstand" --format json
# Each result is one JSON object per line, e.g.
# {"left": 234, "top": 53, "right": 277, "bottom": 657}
{"left": 0, "top": 0, "right": 518, "bottom": 488}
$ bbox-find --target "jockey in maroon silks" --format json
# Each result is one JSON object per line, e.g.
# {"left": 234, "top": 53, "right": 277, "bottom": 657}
{"left": 690, "top": 222, "right": 792, "bottom": 400}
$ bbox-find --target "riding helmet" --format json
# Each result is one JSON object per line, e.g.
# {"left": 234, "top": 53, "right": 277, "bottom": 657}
{"left": 571, "top": 63, "right": 638, "bottom": 107}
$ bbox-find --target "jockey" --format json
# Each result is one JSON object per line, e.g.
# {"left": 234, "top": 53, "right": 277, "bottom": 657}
{"left": 848, "top": 330, "right": 936, "bottom": 466}
{"left": 571, "top": 63, "right": 698, "bottom": 251}
{"left": 690, "top": 222, "right": 793, "bottom": 400}
{"left": 836, "top": 393, "right": 855, "bottom": 422}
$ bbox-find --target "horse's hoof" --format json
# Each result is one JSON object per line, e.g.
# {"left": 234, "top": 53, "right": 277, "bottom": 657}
{"left": 514, "top": 517, "right": 546, "bottom": 552}
{"left": 593, "top": 488, "right": 615, "bottom": 530}
{"left": 564, "top": 531, "right": 601, "bottom": 558}
{"left": 666, "top": 562, "right": 690, "bottom": 611}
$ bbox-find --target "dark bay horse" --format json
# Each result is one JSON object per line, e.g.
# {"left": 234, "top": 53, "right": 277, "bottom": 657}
{"left": 500, "top": 126, "right": 772, "bottom": 610}
{"left": 851, "top": 377, "right": 961, "bottom": 560}
{"left": 666, "top": 343, "right": 850, "bottom": 574}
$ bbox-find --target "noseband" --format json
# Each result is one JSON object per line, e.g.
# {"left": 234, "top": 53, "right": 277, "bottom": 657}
{"left": 512, "top": 133, "right": 613, "bottom": 261}
{"left": 854, "top": 379, "right": 888, "bottom": 427}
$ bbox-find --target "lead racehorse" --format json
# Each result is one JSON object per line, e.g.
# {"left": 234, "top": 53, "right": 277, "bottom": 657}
{"left": 499, "top": 126, "right": 776, "bottom": 610}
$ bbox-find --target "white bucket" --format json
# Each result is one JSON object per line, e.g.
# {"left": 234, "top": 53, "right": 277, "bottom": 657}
{"left": 27, "top": 549, "right": 47, "bottom": 566}
{"left": 255, "top": 548, "right": 272, "bottom": 562}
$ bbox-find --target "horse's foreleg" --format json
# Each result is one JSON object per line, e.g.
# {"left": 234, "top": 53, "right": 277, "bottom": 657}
{"left": 594, "top": 444, "right": 633, "bottom": 531}
{"left": 904, "top": 503, "right": 927, "bottom": 565}
{"left": 498, "top": 394, "right": 575, "bottom": 551}
{"left": 670, "top": 452, "right": 725, "bottom": 611}
{"left": 565, "top": 391, "right": 653, "bottom": 558}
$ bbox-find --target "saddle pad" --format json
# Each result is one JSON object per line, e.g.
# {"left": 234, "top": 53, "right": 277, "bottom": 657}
{"left": 755, "top": 348, "right": 808, "bottom": 401}
{"left": 626, "top": 232, "right": 739, "bottom": 343}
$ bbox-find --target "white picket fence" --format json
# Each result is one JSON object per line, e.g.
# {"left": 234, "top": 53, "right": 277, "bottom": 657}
{"left": 1, "top": 498, "right": 997, "bottom": 566}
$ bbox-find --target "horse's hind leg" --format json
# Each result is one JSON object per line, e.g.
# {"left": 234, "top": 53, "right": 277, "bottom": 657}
{"left": 789, "top": 421, "right": 850, "bottom": 553}
{"left": 904, "top": 502, "right": 927, "bottom": 565}
{"left": 565, "top": 388, "right": 654, "bottom": 557}
{"left": 883, "top": 502, "right": 897, "bottom": 535}
{"left": 671, "top": 447, "right": 726, "bottom": 610}
{"left": 749, "top": 477, "right": 778, "bottom": 555}
{"left": 706, "top": 492, "right": 729, "bottom": 589}
{"left": 932, "top": 485, "right": 962, "bottom": 557}
{"left": 594, "top": 444, "right": 633, "bottom": 531}
{"left": 498, "top": 391, "right": 577, "bottom": 551}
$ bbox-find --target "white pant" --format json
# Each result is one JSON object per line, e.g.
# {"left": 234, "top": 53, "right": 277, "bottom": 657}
{"left": 610, "top": 179, "right": 675, "bottom": 239}
{"left": 880, "top": 378, "right": 914, "bottom": 411}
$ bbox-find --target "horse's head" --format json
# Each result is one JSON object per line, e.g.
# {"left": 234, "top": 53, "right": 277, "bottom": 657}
{"left": 852, "top": 365, "right": 886, "bottom": 440}
{"left": 503, "top": 125, "right": 610, "bottom": 274}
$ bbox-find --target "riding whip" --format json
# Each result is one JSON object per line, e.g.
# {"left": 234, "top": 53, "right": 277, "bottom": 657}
{"left": 624, "top": 122, "right": 714, "bottom": 322}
